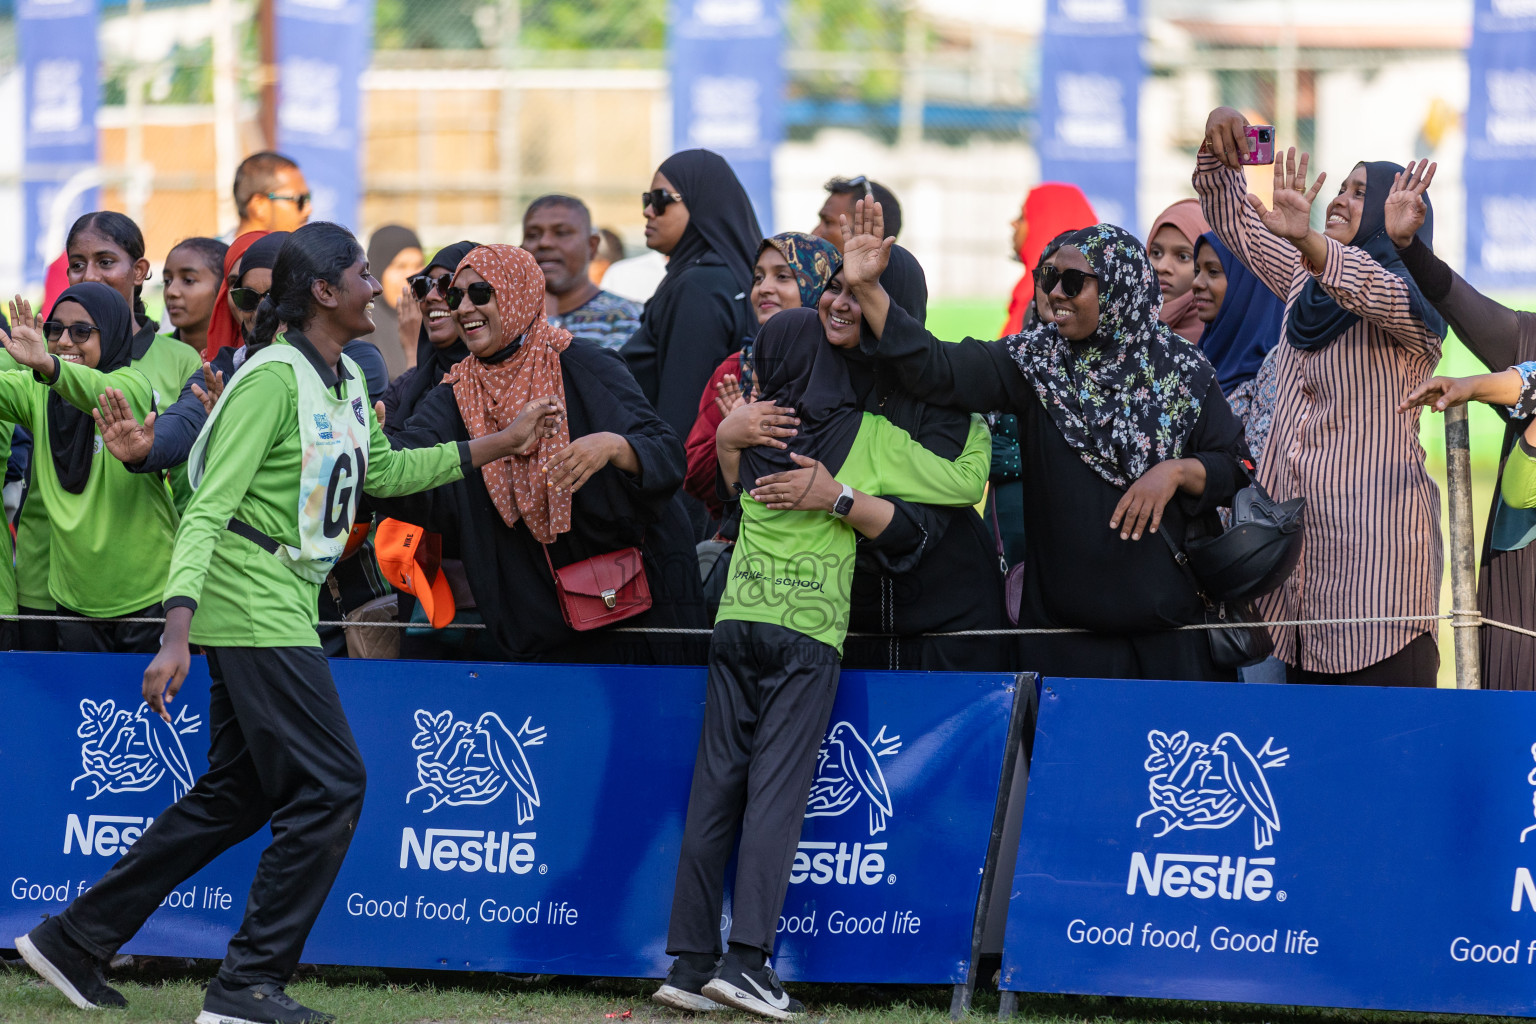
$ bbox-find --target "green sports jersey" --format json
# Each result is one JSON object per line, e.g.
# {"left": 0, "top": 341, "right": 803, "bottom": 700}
{"left": 164, "top": 336, "right": 468, "bottom": 648}
{"left": 0, "top": 359, "right": 177, "bottom": 617}
{"left": 1504, "top": 437, "right": 1536, "bottom": 510}
{"left": 136, "top": 332, "right": 203, "bottom": 514}
{"left": 718, "top": 412, "right": 991, "bottom": 653}
{"left": 14, "top": 464, "right": 51, "bottom": 611}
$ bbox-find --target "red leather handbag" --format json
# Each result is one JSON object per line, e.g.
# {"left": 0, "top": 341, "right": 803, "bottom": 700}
{"left": 541, "top": 545, "right": 652, "bottom": 631}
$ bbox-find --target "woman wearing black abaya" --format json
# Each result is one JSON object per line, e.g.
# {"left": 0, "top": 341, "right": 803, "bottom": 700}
{"left": 379, "top": 240, "right": 477, "bottom": 426}
{"left": 379, "top": 244, "right": 705, "bottom": 664}
{"left": 621, "top": 150, "right": 759, "bottom": 523}
{"left": 839, "top": 208, "right": 1250, "bottom": 681}
{"left": 805, "top": 246, "right": 1010, "bottom": 670}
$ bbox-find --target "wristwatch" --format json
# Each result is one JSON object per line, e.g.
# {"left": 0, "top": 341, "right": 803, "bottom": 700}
{"left": 830, "top": 483, "right": 855, "bottom": 519}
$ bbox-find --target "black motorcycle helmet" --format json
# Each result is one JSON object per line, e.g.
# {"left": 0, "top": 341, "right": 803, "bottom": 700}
{"left": 1186, "top": 482, "right": 1305, "bottom": 602}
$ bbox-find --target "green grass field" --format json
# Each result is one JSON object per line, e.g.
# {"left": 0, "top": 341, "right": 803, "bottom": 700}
{"left": 0, "top": 961, "right": 1522, "bottom": 1024}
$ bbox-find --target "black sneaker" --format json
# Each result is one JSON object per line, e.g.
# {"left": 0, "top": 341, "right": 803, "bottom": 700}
{"left": 195, "top": 976, "right": 335, "bottom": 1024}
{"left": 652, "top": 956, "right": 723, "bottom": 1012}
{"left": 701, "top": 953, "right": 803, "bottom": 1020}
{"left": 14, "top": 916, "right": 127, "bottom": 1010}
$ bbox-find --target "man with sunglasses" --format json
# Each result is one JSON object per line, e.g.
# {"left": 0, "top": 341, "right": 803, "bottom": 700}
{"left": 521, "top": 194, "right": 642, "bottom": 352}
{"left": 812, "top": 176, "right": 903, "bottom": 245}
{"left": 231, "top": 152, "right": 312, "bottom": 238}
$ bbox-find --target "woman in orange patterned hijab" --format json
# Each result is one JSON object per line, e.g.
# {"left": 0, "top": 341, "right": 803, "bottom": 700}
{"left": 443, "top": 243, "right": 574, "bottom": 543}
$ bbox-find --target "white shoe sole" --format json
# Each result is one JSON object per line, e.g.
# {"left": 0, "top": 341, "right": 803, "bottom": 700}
{"left": 652, "top": 984, "right": 723, "bottom": 1012}
{"left": 15, "top": 933, "right": 98, "bottom": 1011}
{"left": 195, "top": 1012, "right": 268, "bottom": 1024}
{"left": 701, "top": 978, "right": 795, "bottom": 1020}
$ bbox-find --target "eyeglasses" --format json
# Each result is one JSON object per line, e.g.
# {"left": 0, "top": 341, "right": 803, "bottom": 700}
{"left": 266, "top": 191, "right": 311, "bottom": 212}
{"left": 408, "top": 272, "right": 453, "bottom": 301}
{"left": 228, "top": 286, "right": 267, "bottom": 312}
{"left": 826, "top": 175, "right": 875, "bottom": 202}
{"left": 1033, "top": 266, "right": 1099, "bottom": 298}
{"left": 642, "top": 189, "right": 683, "bottom": 214}
{"left": 444, "top": 281, "right": 495, "bottom": 310}
{"left": 43, "top": 321, "right": 100, "bottom": 345}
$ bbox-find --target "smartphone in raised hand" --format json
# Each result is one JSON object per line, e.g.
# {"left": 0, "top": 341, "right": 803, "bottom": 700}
{"left": 1240, "top": 125, "right": 1276, "bottom": 165}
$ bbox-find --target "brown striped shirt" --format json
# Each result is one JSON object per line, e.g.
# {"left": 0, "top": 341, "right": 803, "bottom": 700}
{"left": 1194, "top": 153, "right": 1443, "bottom": 673}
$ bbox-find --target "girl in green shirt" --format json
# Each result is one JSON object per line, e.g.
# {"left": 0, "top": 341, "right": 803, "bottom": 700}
{"left": 13, "top": 223, "right": 563, "bottom": 1024}
{"left": 0, "top": 282, "right": 175, "bottom": 652}
{"left": 658, "top": 307, "right": 989, "bottom": 1018}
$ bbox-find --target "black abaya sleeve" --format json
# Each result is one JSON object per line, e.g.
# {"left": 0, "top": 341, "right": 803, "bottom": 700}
{"left": 865, "top": 302, "right": 1031, "bottom": 413}
{"left": 373, "top": 382, "right": 466, "bottom": 529}
{"left": 563, "top": 342, "right": 686, "bottom": 527}
{"left": 621, "top": 262, "right": 748, "bottom": 442}
{"left": 1400, "top": 238, "right": 1536, "bottom": 377}
{"left": 1182, "top": 385, "right": 1251, "bottom": 517}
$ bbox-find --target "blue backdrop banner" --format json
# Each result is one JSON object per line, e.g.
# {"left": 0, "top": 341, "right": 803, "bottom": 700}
{"left": 274, "top": 0, "right": 372, "bottom": 230}
{"left": 1464, "top": 0, "right": 1536, "bottom": 289}
{"left": 1037, "top": 0, "right": 1142, "bottom": 231}
{"left": 0, "top": 654, "right": 1015, "bottom": 983}
{"left": 19, "top": 0, "right": 99, "bottom": 290}
{"left": 668, "top": 0, "right": 781, "bottom": 232}
{"left": 1002, "top": 677, "right": 1536, "bottom": 1017}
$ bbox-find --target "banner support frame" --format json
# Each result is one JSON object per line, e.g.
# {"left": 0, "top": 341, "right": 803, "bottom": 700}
{"left": 950, "top": 672, "right": 1039, "bottom": 1020}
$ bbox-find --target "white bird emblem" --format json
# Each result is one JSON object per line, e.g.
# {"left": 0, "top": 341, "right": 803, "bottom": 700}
{"left": 1136, "top": 729, "right": 1288, "bottom": 851}
{"left": 73, "top": 699, "right": 201, "bottom": 802}
{"left": 407, "top": 709, "right": 545, "bottom": 818}
{"left": 805, "top": 722, "right": 901, "bottom": 836}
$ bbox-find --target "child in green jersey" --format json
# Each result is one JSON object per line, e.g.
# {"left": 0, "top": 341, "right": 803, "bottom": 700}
{"left": 658, "top": 307, "right": 989, "bottom": 1018}
{"left": 12, "top": 223, "right": 563, "bottom": 1024}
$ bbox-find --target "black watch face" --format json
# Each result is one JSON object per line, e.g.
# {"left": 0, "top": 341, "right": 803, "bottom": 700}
{"left": 834, "top": 494, "right": 855, "bottom": 516}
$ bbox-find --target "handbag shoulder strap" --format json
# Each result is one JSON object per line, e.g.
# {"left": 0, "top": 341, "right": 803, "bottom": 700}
{"left": 987, "top": 488, "right": 1006, "bottom": 573}
{"left": 1159, "top": 527, "right": 1213, "bottom": 606}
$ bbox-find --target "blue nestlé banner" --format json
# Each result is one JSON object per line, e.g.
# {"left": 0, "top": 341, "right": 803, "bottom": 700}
{"left": 0, "top": 654, "right": 1015, "bottom": 983}
{"left": 1465, "top": 0, "right": 1536, "bottom": 289}
{"left": 274, "top": 0, "right": 373, "bottom": 230}
{"left": 1002, "top": 677, "right": 1536, "bottom": 1017}
{"left": 19, "top": 0, "right": 100, "bottom": 290}
{"left": 1037, "top": 0, "right": 1142, "bottom": 231}
{"left": 669, "top": 0, "right": 782, "bottom": 231}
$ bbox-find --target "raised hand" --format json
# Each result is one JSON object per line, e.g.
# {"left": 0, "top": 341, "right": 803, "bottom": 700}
{"left": 189, "top": 362, "right": 225, "bottom": 416}
{"left": 1385, "top": 159, "right": 1436, "bottom": 249}
{"left": 1246, "top": 148, "right": 1326, "bottom": 245}
{"left": 838, "top": 197, "right": 894, "bottom": 290}
{"left": 713, "top": 373, "right": 746, "bottom": 418}
{"left": 2, "top": 296, "right": 53, "bottom": 374}
{"left": 91, "top": 387, "right": 156, "bottom": 466}
{"left": 397, "top": 284, "right": 422, "bottom": 367}
{"left": 1204, "top": 106, "right": 1251, "bottom": 169}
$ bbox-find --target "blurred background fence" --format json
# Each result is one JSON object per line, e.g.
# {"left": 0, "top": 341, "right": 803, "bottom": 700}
{"left": 0, "top": 0, "right": 1478, "bottom": 308}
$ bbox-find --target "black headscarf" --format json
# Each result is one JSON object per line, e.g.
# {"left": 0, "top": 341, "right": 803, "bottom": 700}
{"left": 654, "top": 149, "right": 761, "bottom": 301}
{"left": 46, "top": 283, "right": 135, "bottom": 494}
{"left": 739, "top": 307, "right": 862, "bottom": 493}
{"left": 847, "top": 245, "right": 937, "bottom": 443}
{"left": 367, "top": 224, "right": 422, "bottom": 276}
{"left": 1286, "top": 161, "right": 1447, "bottom": 351}
{"left": 1007, "top": 224, "right": 1217, "bottom": 489}
{"left": 397, "top": 240, "right": 478, "bottom": 416}
{"left": 238, "top": 231, "right": 288, "bottom": 279}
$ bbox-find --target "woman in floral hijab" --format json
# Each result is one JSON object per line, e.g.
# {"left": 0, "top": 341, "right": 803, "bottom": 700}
{"left": 828, "top": 210, "right": 1253, "bottom": 682}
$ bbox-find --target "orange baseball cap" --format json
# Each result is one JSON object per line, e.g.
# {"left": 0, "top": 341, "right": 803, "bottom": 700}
{"left": 374, "top": 519, "right": 456, "bottom": 629}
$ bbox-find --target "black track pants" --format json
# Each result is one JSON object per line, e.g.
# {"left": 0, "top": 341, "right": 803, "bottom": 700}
{"left": 58, "top": 645, "right": 366, "bottom": 987}
{"left": 666, "top": 619, "right": 840, "bottom": 957}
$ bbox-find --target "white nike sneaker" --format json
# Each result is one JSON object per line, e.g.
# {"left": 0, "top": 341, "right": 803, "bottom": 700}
{"left": 700, "top": 953, "right": 803, "bottom": 1020}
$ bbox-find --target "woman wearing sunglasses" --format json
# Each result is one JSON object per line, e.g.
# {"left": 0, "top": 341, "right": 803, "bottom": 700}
{"left": 376, "top": 244, "right": 706, "bottom": 664}
{"left": 378, "top": 241, "right": 478, "bottom": 427}
{"left": 0, "top": 283, "right": 179, "bottom": 654}
{"left": 838, "top": 203, "right": 1252, "bottom": 682}
{"left": 621, "top": 150, "right": 760, "bottom": 521}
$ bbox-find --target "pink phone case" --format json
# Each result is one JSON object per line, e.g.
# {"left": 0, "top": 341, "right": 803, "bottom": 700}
{"left": 1242, "top": 125, "right": 1276, "bottom": 165}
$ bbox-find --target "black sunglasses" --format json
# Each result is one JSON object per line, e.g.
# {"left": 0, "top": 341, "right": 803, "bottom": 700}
{"left": 43, "top": 321, "right": 101, "bottom": 345}
{"left": 444, "top": 281, "right": 495, "bottom": 310}
{"left": 1033, "top": 266, "right": 1099, "bottom": 298}
{"left": 266, "top": 191, "right": 312, "bottom": 212}
{"left": 408, "top": 272, "right": 453, "bottom": 301}
{"left": 642, "top": 189, "right": 683, "bottom": 214}
{"left": 228, "top": 286, "right": 267, "bottom": 312}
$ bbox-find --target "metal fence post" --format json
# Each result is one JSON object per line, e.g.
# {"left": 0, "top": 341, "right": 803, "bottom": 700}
{"left": 1445, "top": 403, "right": 1481, "bottom": 689}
